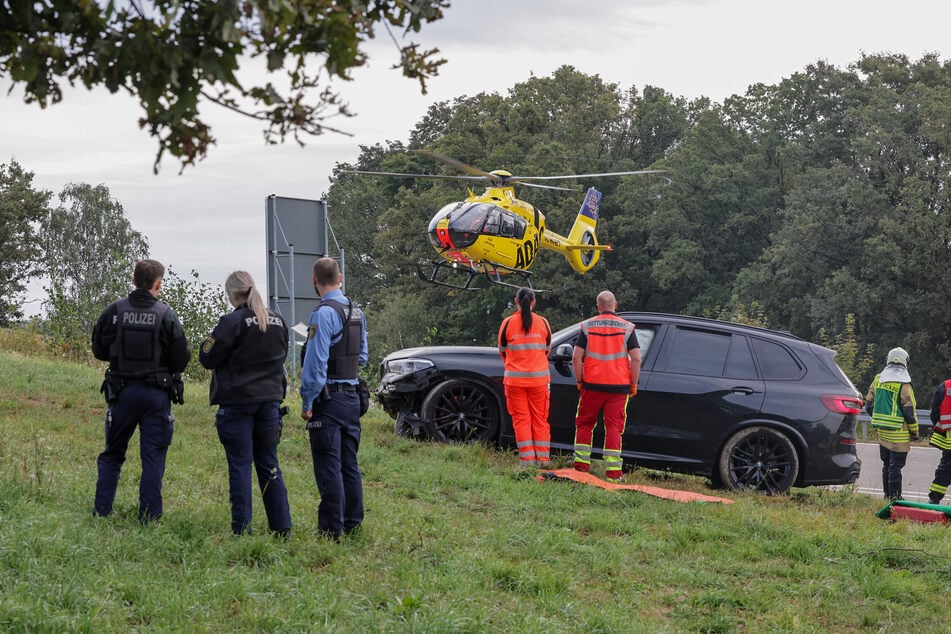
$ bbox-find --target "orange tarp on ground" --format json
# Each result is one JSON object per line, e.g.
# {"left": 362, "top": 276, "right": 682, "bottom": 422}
{"left": 537, "top": 468, "right": 734, "bottom": 504}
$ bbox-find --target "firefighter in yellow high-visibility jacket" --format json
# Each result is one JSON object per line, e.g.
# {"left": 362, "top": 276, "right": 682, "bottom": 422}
{"left": 865, "top": 347, "right": 919, "bottom": 500}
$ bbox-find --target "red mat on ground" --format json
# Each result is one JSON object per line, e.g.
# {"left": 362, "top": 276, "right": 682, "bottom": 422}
{"left": 537, "top": 468, "right": 734, "bottom": 504}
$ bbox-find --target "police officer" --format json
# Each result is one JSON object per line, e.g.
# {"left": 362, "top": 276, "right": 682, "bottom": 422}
{"left": 865, "top": 347, "right": 919, "bottom": 501}
{"left": 927, "top": 377, "right": 951, "bottom": 505}
{"left": 301, "top": 257, "right": 368, "bottom": 540}
{"left": 91, "top": 259, "right": 191, "bottom": 523}
{"left": 572, "top": 290, "right": 641, "bottom": 483}
{"left": 199, "top": 271, "right": 292, "bottom": 537}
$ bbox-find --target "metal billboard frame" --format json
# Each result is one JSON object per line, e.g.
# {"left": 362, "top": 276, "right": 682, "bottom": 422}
{"left": 266, "top": 195, "right": 344, "bottom": 380}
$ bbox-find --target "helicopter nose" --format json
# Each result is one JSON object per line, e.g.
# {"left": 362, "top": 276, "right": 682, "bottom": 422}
{"left": 430, "top": 226, "right": 454, "bottom": 249}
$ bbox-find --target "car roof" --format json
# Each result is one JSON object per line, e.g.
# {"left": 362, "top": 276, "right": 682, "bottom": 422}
{"left": 615, "top": 311, "right": 805, "bottom": 344}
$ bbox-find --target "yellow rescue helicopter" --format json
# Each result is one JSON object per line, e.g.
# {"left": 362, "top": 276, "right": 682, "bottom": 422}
{"left": 348, "top": 151, "right": 665, "bottom": 290}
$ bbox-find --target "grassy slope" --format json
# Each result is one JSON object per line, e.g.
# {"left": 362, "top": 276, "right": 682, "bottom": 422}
{"left": 0, "top": 330, "right": 948, "bottom": 633}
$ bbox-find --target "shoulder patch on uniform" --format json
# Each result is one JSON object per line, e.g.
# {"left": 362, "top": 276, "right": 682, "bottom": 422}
{"left": 201, "top": 337, "right": 215, "bottom": 354}
{"left": 307, "top": 325, "right": 317, "bottom": 340}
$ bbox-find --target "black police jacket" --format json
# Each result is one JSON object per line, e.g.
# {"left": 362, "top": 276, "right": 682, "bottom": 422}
{"left": 92, "top": 288, "right": 191, "bottom": 378}
{"left": 199, "top": 305, "right": 289, "bottom": 406}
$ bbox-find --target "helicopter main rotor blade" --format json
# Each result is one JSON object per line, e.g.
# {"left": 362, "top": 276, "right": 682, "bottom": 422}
{"left": 518, "top": 182, "right": 577, "bottom": 191}
{"left": 343, "top": 169, "right": 489, "bottom": 183}
{"left": 410, "top": 149, "right": 499, "bottom": 181}
{"left": 511, "top": 169, "right": 668, "bottom": 181}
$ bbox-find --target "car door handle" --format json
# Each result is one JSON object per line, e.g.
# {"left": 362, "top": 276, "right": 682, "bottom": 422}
{"left": 731, "top": 386, "right": 755, "bottom": 395}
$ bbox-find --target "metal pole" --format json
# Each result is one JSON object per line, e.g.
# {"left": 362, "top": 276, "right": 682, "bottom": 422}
{"left": 288, "top": 243, "right": 296, "bottom": 381}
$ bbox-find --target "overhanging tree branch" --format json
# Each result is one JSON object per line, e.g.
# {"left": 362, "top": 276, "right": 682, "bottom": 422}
{"left": 0, "top": 0, "right": 448, "bottom": 172}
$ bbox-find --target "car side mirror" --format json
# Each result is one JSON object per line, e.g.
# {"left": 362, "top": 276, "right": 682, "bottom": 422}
{"left": 550, "top": 343, "right": 573, "bottom": 363}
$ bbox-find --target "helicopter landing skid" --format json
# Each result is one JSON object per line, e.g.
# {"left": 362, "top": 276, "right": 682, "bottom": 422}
{"left": 417, "top": 261, "right": 546, "bottom": 292}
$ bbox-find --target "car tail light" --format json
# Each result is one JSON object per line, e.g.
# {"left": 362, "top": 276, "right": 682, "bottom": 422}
{"left": 821, "top": 394, "right": 864, "bottom": 415}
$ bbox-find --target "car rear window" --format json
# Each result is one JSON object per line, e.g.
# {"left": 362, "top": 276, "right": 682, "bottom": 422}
{"left": 751, "top": 338, "right": 804, "bottom": 380}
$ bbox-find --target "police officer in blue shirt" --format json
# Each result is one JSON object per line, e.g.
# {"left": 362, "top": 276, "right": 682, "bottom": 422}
{"left": 301, "top": 257, "right": 368, "bottom": 540}
{"left": 91, "top": 259, "right": 191, "bottom": 523}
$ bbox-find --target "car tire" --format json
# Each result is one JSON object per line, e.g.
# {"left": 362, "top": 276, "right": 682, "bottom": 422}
{"left": 394, "top": 410, "right": 420, "bottom": 438}
{"left": 717, "top": 426, "right": 799, "bottom": 495}
{"left": 420, "top": 379, "right": 500, "bottom": 444}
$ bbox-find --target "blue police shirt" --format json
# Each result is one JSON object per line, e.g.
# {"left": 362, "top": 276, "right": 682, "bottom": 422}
{"left": 300, "top": 289, "right": 368, "bottom": 414}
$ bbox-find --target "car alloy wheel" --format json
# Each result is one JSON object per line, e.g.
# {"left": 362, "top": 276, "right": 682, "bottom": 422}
{"left": 420, "top": 379, "right": 500, "bottom": 443}
{"left": 718, "top": 426, "right": 800, "bottom": 495}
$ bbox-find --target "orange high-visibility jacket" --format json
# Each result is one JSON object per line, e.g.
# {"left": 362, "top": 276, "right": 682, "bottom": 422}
{"left": 579, "top": 313, "right": 634, "bottom": 388}
{"left": 498, "top": 313, "right": 552, "bottom": 386}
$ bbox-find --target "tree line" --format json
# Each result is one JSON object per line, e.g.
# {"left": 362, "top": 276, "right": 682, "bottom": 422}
{"left": 0, "top": 166, "right": 227, "bottom": 377}
{"left": 3, "top": 53, "right": 949, "bottom": 394}
{"left": 327, "top": 55, "right": 950, "bottom": 394}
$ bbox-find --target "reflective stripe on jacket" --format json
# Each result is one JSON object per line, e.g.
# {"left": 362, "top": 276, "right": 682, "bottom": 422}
{"left": 932, "top": 379, "right": 951, "bottom": 450}
{"left": 498, "top": 312, "right": 551, "bottom": 387}
{"left": 936, "top": 379, "right": 951, "bottom": 434}
{"left": 580, "top": 313, "right": 634, "bottom": 388}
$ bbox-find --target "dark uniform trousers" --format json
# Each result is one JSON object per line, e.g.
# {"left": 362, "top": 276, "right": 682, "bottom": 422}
{"left": 94, "top": 384, "right": 173, "bottom": 522}
{"left": 879, "top": 445, "right": 909, "bottom": 500}
{"left": 930, "top": 446, "right": 951, "bottom": 504}
{"left": 308, "top": 390, "right": 364, "bottom": 538}
{"left": 215, "top": 401, "right": 292, "bottom": 534}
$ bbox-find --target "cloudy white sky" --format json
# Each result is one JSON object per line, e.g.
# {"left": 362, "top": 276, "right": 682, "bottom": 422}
{"left": 3, "top": 0, "right": 950, "bottom": 314}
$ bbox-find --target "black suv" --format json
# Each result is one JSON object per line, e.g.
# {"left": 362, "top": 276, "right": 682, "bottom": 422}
{"left": 376, "top": 312, "right": 863, "bottom": 494}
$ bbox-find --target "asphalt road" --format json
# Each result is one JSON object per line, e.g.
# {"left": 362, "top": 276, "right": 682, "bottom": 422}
{"left": 852, "top": 442, "right": 941, "bottom": 502}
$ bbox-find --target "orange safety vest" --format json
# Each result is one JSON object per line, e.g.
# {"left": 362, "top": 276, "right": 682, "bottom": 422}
{"left": 498, "top": 312, "right": 551, "bottom": 386}
{"left": 580, "top": 312, "right": 634, "bottom": 389}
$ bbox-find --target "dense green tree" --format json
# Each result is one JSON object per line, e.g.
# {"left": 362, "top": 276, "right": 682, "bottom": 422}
{"left": 42, "top": 183, "right": 149, "bottom": 357}
{"left": 734, "top": 53, "right": 951, "bottom": 389}
{"left": 159, "top": 268, "right": 230, "bottom": 380}
{"left": 0, "top": 160, "right": 50, "bottom": 325}
{"left": 329, "top": 67, "right": 692, "bottom": 362}
{"left": 328, "top": 140, "right": 410, "bottom": 307}
{"left": 611, "top": 85, "right": 691, "bottom": 169}
{"left": 618, "top": 107, "right": 780, "bottom": 314}
{"left": 1, "top": 0, "right": 448, "bottom": 171}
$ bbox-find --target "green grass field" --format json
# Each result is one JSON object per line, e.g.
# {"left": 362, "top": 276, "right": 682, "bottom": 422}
{"left": 0, "top": 328, "right": 948, "bottom": 632}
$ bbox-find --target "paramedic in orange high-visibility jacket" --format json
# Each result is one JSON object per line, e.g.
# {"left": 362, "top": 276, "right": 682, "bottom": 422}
{"left": 572, "top": 290, "right": 640, "bottom": 483}
{"left": 498, "top": 287, "right": 552, "bottom": 468}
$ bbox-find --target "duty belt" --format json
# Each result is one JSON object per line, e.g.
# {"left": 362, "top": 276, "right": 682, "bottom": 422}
{"left": 327, "top": 383, "right": 358, "bottom": 392}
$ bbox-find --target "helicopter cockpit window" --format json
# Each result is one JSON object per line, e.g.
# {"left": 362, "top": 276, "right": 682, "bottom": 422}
{"left": 429, "top": 201, "right": 464, "bottom": 233}
{"left": 500, "top": 213, "right": 526, "bottom": 239}
{"left": 477, "top": 207, "right": 526, "bottom": 240}
{"left": 445, "top": 203, "right": 494, "bottom": 248}
{"left": 482, "top": 207, "right": 501, "bottom": 235}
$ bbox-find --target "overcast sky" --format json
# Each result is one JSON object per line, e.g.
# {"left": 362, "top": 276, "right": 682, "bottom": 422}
{"left": 3, "top": 0, "right": 950, "bottom": 316}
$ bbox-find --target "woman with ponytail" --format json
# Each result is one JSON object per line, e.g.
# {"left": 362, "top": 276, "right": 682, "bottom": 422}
{"left": 497, "top": 287, "right": 552, "bottom": 467}
{"left": 199, "top": 271, "right": 292, "bottom": 536}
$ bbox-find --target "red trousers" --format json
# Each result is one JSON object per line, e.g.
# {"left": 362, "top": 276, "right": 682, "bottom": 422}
{"left": 573, "top": 389, "right": 628, "bottom": 479}
{"left": 504, "top": 383, "right": 551, "bottom": 465}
